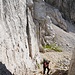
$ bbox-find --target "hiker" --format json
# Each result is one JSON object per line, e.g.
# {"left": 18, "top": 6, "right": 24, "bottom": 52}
{"left": 42, "top": 59, "right": 50, "bottom": 75}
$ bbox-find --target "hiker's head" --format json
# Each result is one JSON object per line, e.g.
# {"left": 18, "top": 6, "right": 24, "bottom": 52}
{"left": 43, "top": 58, "right": 46, "bottom": 61}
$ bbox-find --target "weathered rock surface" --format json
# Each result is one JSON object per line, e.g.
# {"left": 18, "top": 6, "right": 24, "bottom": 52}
{"left": 45, "top": 0, "right": 75, "bottom": 23}
{"left": 46, "top": 4, "right": 68, "bottom": 31}
{"left": 52, "top": 24, "right": 75, "bottom": 51}
{"left": 0, "top": 0, "right": 75, "bottom": 75}
{"left": 45, "top": 3, "right": 75, "bottom": 51}
{"left": 33, "top": 0, "right": 55, "bottom": 47}
{"left": 52, "top": 69, "right": 68, "bottom": 75}
{"left": 68, "top": 48, "right": 75, "bottom": 75}
{"left": 33, "top": 0, "right": 75, "bottom": 52}
{"left": 0, "top": 0, "right": 40, "bottom": 75}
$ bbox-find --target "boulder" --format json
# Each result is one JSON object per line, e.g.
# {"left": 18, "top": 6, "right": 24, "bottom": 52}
{"left": 52, "top": 69, "right": 68, "bottom": 75}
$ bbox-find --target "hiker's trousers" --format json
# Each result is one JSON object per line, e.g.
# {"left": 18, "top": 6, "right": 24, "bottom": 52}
{"left": 43, "top": 66, "right": 50, "bottom": 74}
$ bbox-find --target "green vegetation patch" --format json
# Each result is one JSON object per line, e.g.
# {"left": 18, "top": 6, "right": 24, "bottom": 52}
{"left": 36, "top": 63, "right": 40, "bottom": 69}
{"left": 43, "top": 44, "right": 62, "bottom": 52}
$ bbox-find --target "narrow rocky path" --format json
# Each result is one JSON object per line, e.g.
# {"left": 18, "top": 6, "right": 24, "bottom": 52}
{"left": 32, "top": 52, "right": 72, "bottom": 75}
{"left": 40, "top": 52, "right": 72, "bottom": 70}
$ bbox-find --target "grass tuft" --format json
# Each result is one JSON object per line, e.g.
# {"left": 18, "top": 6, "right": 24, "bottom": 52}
{"left": 43, "top": 44, "right": 62, "bottom": 52}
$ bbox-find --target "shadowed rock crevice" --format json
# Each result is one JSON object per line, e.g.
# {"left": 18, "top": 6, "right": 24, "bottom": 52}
{"left": 0, "top": 62, "right": 12, "bottom": 75}
{"left": 52, "top": 69, "right": 68, "bottom": 75}
{"left": 26, "top": 8, "right": 32, "bottom": 58}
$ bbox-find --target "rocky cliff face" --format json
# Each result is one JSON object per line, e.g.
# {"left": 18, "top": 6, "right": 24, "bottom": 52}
{"left": 33, "top": 0, "right": 55, "bottom": 47}
{"left": 45, "top": 0, "right": 75, "bottom": 23}
{"left": 44, "top": 1, "right": 75, "bottom": 75}
{"left": 0, "top": 0, "right": 40, "bottom": 75}
{"left": 44, "top": 0, "right": 75, "bottom": 52}
{"left": 0, "top": 0, "right": 75, "bottom": 75}
{"left": 68, "top": 48, "right": 75, "bottom": 75}
{"left": 28, "top": 0, "right": 75, "bottom": 53}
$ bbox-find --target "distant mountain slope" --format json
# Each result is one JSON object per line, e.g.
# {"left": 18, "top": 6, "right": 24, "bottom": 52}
{"left": 46, "top": 3, "right": 75, "bottom": 51}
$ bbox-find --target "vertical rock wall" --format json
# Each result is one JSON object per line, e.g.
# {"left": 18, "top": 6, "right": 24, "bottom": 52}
{"left": 45, "top": 0, "right": 75, "bottom": 22}
{"left": 33, "top": 0, "right": 55, "bottom": 47}
{"left": 68, "top": 49, "right": 75, "bottom": 75}
{"left": 0, "top": 0, "right": 40, "bottom": 75}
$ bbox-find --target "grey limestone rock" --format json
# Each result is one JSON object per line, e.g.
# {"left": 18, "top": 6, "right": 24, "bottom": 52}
{"left": 45, "top": 0, "right": 75, "bottom": 23}
{"left": 0, "top": 0, "right": 40, "bottom": 75}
